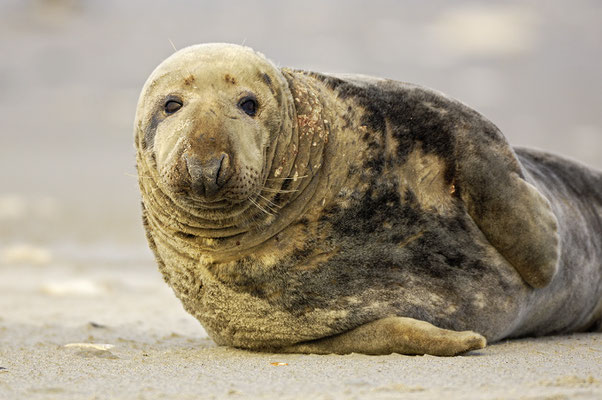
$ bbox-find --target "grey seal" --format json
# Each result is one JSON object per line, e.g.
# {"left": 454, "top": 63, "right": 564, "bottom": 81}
{"left": 134, "top": 43, "right": 602, "bottom": 355}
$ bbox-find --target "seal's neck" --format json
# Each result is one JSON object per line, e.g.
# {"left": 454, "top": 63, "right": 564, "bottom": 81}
{"left": 255, "top": 69, "right": 335, "bottom": 220}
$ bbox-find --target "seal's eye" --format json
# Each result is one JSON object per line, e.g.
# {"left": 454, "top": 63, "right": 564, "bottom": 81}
{"left": 238, "top": 96, "right": 257, "bottom": 117}
{"left": 164, "top": 99, "right": 183, "bottom": 114}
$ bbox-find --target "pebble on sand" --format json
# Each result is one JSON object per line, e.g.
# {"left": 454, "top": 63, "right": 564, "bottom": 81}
{"left": 64, "top": 343, "right": 115, "bottom": 351}
{"left": 0, "top": 244, "right": 53, "bottom": 265}
{"left": 41, "top": 279, "right": 105, "bottom": 296}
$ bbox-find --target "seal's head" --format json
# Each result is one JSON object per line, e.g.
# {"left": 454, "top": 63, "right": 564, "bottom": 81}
{"left": 135, "top": 43, "right": 294, "bottom": 215}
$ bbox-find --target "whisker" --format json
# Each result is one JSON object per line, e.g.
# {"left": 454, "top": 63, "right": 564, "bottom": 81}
{"left": 167, "top": 38, "right": 198, "bottom": 89}
{"left": 260, "top": 187, "right": 299, "bottom": 194}
{"left": 249, "top": 197, "right": 274, "bottom": 216}
{"left": 168, "top": 38, "right": 178, "bottom": 52}
{"left": 266, "top": 175, "right": 309, "bottom": 181}
{"left": 257, "top": 198, "right": 279, "bottom": 215}
{"left": 257, "top": 194, "right": 281, "bottom": 211}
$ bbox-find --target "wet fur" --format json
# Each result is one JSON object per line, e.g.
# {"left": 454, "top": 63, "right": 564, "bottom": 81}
{"left": 135, "top": 44, "right": 602, "bottom": 354}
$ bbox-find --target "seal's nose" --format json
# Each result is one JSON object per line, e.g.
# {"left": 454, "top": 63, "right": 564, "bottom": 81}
{"left": 185, "top": 153, "right": 231, "bottom": 198}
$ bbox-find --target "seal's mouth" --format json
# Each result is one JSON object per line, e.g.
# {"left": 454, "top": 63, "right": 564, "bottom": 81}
{"left": 163, "top": 164, "right": 266, "bottom": 220}
{"left": 184, "top": 196, "right": 232, "bottom": 208}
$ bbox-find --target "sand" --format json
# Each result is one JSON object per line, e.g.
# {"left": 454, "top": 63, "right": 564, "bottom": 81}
{"left": 0, "top": 256, "right": 600, "bottom": 400}
{"left": 1, "top": 1, "right": 601, "bottom": 399}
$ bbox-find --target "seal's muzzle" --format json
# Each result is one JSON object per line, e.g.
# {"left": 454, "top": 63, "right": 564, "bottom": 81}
{"left": 184, "top": 152, "right": 231, "bottom": 199}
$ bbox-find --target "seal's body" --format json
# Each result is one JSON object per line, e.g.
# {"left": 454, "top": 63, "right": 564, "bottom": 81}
{"left": 135, "top": 44, "right": 602, "bottom": 355}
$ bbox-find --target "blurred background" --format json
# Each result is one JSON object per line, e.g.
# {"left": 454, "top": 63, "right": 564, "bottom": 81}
{"left": 1, "top": 0, "right": 601, "bottom": 265}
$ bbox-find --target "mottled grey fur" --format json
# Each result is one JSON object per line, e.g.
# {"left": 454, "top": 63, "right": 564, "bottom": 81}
{"left": 135, "top": 44, "right": 602, "bottom": 355}
{"left": 293, "top": 73, "right": 602, "bottom": 338}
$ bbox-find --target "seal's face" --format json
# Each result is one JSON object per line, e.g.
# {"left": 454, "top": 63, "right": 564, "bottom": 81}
{"left": 135, "top": 44, "right": 289, "bottom": 211}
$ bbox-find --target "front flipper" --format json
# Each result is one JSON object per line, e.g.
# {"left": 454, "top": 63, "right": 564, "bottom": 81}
{"left": 277, "top": 317, "right": 486, "bottom": 356}
{"left": 460, "top": 152, "right": 560, "bottom": 288}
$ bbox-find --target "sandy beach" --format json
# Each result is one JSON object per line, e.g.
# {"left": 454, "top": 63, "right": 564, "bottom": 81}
{"left": 1, "top": 1, "right": 601, "bottom": 399}
{"left": 1, "top": 259, "right": 600, "bottom": 399}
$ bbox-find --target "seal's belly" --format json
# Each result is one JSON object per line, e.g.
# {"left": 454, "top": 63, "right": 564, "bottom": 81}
{"left": 155, "top": 217, "right": 526, "bottom": 349}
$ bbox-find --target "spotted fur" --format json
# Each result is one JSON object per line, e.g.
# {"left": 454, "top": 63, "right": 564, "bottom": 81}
{"left": 135, "top": 44, "right": 602, "bottom": 355}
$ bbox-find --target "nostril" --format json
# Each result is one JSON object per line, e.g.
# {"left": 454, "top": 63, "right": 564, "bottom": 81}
{"left": 216, "top": 153, "right": 231, "bottom": 186}
{"left": 215, "top": 153, "right": 226, "bottom": 185}
{"left": 184, "top": 154, "right": 203, "bottom": 181}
